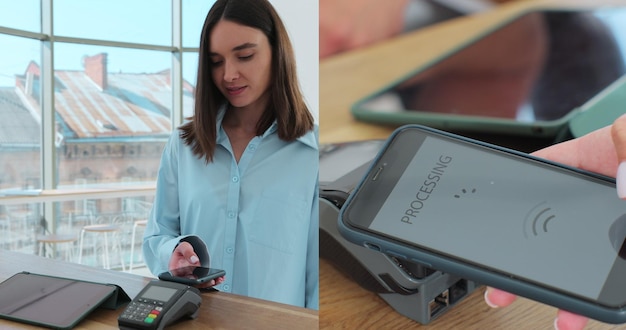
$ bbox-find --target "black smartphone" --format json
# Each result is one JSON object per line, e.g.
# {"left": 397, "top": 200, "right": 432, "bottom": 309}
{"left": 338, "top": 125, "right": 626, "bottom": 324}
{"left": 158, "top": 266, "right": 226, "bottom": 286}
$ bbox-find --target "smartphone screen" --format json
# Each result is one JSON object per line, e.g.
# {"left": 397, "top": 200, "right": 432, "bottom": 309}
{"left": 158, "top": 266, "right": 225, "bottom": 285}
{"left": 342, "top": 126, "right": 626, "bottom": 308}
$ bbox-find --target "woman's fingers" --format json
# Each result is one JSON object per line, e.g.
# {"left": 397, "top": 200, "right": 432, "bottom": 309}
{"left": 611, "top": 114, "right": 626, "bottom": 198}
{"left": 554, "top": 309, "right": 589, "bottom": 330}
{"left": 484, "top": 287, "right": 517, "bottom": 308}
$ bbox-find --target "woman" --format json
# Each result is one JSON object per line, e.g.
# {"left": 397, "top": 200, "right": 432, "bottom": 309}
{"left": 143, "top": 0, "right": 318, "bottom": 310}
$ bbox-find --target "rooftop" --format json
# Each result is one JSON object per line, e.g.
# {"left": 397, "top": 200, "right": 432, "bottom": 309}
{"left": 0, "top": 87, "right": 40, "bottom": 146}
{"left": 6, "top": 53, "right": 195, "bottom": 144}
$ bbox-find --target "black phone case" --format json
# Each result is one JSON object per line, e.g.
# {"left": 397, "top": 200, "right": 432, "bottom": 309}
{"left": 158, "top": 269, "right": 225, "bottom": 286}
{"left": 337, "top": 124, "right": 626, "bottom": 325}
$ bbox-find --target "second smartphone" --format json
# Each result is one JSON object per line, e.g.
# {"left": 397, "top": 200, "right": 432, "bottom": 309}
{"left": 339, "top": 124, "right": 626, "bottom": 324}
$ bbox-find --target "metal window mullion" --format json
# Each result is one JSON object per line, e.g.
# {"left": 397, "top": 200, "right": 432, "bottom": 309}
{"left": 171, "top": 0, "right": 183, "bottom": 129}
{"left": 53, "top": 35, "right": 176, "bottom": 52}
{"left": 0, "top": 26, "right": 47, "bottom": 40}
{"left": 41, "top": 0, "right": 56, "bottom": 235}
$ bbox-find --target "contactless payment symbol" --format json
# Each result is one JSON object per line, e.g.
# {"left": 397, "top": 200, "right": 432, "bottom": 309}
{"left": 523, "top": 201, "right": 557, "bottom": 239}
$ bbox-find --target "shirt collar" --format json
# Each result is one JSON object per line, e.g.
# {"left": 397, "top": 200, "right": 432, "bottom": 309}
{"left": 216, "top": 107, "right": 229, "bottom": 146}
{"left": 296, "top": 124, "right": 319, "bottom": 151}
{"left": 216, "top": 106, "right": 318, "bottom": 151}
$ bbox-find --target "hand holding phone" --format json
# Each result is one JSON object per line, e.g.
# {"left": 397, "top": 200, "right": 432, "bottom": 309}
{"left": 339, "top": 124, "right": 626, "bottom": 325}
{"left": 158, "top": 266, "right": 226, "bottom": 287}
{"left": 485, "top": 119, "right": 625, "bottom": 329}
{"left": 169, "top": 241, "right": 201, "bottom": 270}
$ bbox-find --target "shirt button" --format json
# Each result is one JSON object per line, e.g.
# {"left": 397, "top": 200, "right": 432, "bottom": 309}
{"left": 226, "top": 247, "right": 233, "bottom": 254}
{"left": 223, "top": 285, "right": 230, "bottom": 291}
{"left": 232, "top": 176, "right": 239, "bottom": 183}
{"left": 228, "top": 212, "right": 235, "bottom": 218}
{"left": 248, "top": 145, "right": 256, "bottom": 151}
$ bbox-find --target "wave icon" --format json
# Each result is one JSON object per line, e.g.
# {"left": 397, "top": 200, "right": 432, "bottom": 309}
{"left": 524, "top": 201, "right": 557, "bottom": 239}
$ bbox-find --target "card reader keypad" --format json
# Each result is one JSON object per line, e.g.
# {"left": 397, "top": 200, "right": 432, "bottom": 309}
{"left": 120, "top": 298, "right": 164, "bottom": 324}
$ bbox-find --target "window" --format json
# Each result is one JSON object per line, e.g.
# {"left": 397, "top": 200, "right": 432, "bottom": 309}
{"left": 0, "top": 1, "right": 206, "bottom": 194}
{"left": 0, "top": 1, "right": 40, "bottom": 33}
{"left": 52, "top": 44, "right": 173, "bottom": 186}
{"left": 0, "top": 34, "right": 41, "bottom": 191}
{"left": 54, "top": 0, "right": 171, "bottom": 46}
{"left": 0, "top": 0, "right": 209, "bottom": 268}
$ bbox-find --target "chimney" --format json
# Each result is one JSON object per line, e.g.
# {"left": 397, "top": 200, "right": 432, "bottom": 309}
{"left": 25, "top": 71, "right": 34, "bottom": 96}
{"left": 17, "top": 61, "right": 40, "bottom": 94}
{"left": 83, "top": 53, "right": 108, "bottom": 90}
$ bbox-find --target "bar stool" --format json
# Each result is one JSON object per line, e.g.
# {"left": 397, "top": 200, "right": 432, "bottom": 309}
{"left": 78, "top": 223, "right": 125, "bottom": 271}
{"left": 36, "top": 234, "right": 78, "bottom": 261}
{"left": 129, "top": 219, "right": 148, "bottom": 272}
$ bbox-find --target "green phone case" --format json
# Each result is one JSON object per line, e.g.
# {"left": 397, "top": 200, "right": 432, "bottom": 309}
{"left": 351, "top": 7, "right": 626, "bottom": 139}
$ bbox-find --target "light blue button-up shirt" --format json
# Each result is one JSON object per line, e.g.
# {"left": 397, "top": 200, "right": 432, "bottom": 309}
{"left": 143, "top": 110, "right": 319, "bottom": 309}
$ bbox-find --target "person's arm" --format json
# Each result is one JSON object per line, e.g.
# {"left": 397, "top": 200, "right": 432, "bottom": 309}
{"left": 305, "top": 180, "right": 320, "bottom": 310}
{"left": 142, "top": 133, "right": 208, "bottom": 275}
{"left": 319, "top": 0, "right": 410, "bottom": 58}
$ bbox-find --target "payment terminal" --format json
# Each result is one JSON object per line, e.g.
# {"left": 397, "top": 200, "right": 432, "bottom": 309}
{"left": 320, "top": 140, "right": 480, "bottom": 324}
{"left": 118, "top": 280, "right": 202, "bottom": 330}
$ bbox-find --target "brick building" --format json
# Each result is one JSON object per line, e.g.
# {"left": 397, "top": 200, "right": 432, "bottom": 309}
{"left": 0, "top": 52, "right": 194, "bottom": 213}
{"left": 0, "top": 53, "right": 193, "bottom": 189}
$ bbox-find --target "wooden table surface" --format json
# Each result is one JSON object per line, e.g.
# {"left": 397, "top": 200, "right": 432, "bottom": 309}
{"left": 319, "top": 0, "right": 625, "bottom": 329}
{"left": 0, "top": 250, "right": 318, "bottom": 330}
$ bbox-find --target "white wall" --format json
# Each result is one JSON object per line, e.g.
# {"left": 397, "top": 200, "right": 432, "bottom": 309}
{"left": 271, "top": 0, "right": 319, "bottom": 122}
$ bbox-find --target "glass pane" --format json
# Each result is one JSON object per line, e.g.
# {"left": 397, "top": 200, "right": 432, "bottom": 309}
{"left": 53, "top": 43, "right": 175, "bottom": 187}
{"left": 53, "top": 0, "right": 171, "bottom": 46}
{"left": 0, "top": 202, "right": 42, "bottom": 254}
{"left": 182, "top": 0, "right": 214, "bottom": 48}
{"left": 50, "top": 195, "right": 154, "bottom": 270}
{"left": 0, "top": 195, "right": 154, "bottom": 272}
{"left": 0, "top": 34, "right": 42, "bottom": 192}
{"left": 0, "top": 0, "right": 40, "bottom": 32}
{"left": 182, "top": 52, "right": 198, "bottom": 118}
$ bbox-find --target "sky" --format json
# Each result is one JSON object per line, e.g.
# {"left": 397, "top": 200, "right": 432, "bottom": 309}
{"left": 0, "top": 0, "right": 213, "bottom": 87}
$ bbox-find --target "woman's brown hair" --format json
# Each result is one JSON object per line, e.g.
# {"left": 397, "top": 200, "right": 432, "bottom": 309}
{"left": 179, "top": 0, "right": 314, "bottom": 163}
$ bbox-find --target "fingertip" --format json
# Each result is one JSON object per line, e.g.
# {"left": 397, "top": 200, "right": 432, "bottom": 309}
{"left": 484, "top": 290, "right": 499, "bottom": 308}
{"left": 617, "top": 162, "right": 626, "bottom": 199}
{"left": 611, "top": 115, "right": 626, "bottom": 166}
{"left": 554, "top": 310, "right": 588, "bottom": 330}
{"left": 484, "top": 287, "right": 517, "bottom": 308}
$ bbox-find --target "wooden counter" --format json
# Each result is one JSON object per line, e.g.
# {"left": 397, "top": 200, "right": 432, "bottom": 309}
{"left": 0, "top": 250, "right": 318, "bottom": 329}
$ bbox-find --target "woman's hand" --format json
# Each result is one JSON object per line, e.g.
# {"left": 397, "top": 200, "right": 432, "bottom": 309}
{"left": 319, "top": 0, "right": 409, "bottom": 58}
{"left": 485, "top": 115, "right": 626, "bottom": 330}
{"left": 168, "top": 242, "right": 225, "bottom": 288}
{"left": 169, "top": 241, "right": 201, "bottom": 269}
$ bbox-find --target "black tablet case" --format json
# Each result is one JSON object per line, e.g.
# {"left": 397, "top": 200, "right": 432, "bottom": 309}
{"left": 0, "top": 271, "right": 130, "bottom": 329}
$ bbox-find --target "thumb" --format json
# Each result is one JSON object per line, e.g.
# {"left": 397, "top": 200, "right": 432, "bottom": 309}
{"left": 177, "top": 242, "right": 200, "bottom": 264}
{"left": 611, "top": 114, "right": 626, "bottom": 199}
